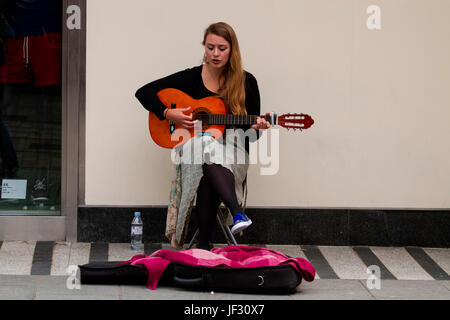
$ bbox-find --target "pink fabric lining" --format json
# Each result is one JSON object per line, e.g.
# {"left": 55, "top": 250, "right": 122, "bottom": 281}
{"left": 120, "top": 246, "right": 315, "bottom": 290}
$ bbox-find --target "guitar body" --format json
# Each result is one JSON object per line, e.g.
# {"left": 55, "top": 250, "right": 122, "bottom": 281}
{"left": 149, "top": 88, "right": 226, "bottom": 149}
{"left": 148, "top": 88, "right": 314, "bottom": 149}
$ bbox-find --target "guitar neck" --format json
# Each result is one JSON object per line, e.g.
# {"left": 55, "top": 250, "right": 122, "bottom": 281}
{"left": 196, "top": 114, "right": 277, "bottom": 126}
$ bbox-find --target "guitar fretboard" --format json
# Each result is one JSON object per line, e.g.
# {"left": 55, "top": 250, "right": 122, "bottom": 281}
{"left": 195, "top": 114, "right": 267, "bottom": 126}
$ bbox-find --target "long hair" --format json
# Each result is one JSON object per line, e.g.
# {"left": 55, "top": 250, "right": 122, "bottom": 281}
{"left": 202, "top": 22, "right": 247, "bottom": 115}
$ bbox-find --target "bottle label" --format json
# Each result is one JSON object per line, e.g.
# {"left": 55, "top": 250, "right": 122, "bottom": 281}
{"left": 131, "top": 226, "right": 143, "bottom": 236}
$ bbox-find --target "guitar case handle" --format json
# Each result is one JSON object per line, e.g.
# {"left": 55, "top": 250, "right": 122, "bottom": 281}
{"left": 172, "top": 275, "right": 204, "bottom": 288}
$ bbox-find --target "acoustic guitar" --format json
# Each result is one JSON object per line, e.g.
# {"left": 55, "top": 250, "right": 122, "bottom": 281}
{"left": 148, "top": 88, "right": 314, "bottom": 149}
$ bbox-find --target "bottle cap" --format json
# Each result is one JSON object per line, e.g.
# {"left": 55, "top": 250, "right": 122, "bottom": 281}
{"left": 135, "top": 212, "right": 141, "bottom": 217}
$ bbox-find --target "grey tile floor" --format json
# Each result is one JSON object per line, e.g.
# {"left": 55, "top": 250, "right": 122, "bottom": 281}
{"left": 0, "top": 241, "right": 449, "bottom": 300}
{"left": 1, "top": 275, "right": 448, "bottom": 301}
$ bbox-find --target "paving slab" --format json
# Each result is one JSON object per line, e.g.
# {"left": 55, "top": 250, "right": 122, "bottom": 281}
{"left": 202, "top": 290, "right": 294, "bottom": 300}
{"left": 68, "top": 242, "right": 90, "bottom": 267}
{"left": 370, "top": 247, "right": 433, "bottom": 280}
{"left": 89, "top": 243, "right": 109, "bottom": 262}
{"left": 2, "top": 275, "right": 450, "bottom": 300}
{"left": 352, "top": 246, "right": 396, "bottom": 280}
{"left": 120, "top": 284, "right": 206, "bottom": 300}
{"left": 0, "top": 241, "right": 36, "bottom": 275}
{"left": 51, "top": 242, "right": 71, "bottom": 276}
{"left": 108, "top": 243, "right": 139, "bottom": 262}
{"left": 0, "top": 275, "right": 35, "bottom": 300}
{"left": 292, "top": 279, "right": 374, "bottom": 300}
{"left": 267, "top": 245, "right": 319, "bottom": 280}
{"left": 266, "top": 245, "right": 306, "bottom": 259}
{"left": 423, "top": 248, "right": 450, "bottom": 275}
{"left": 406, "top": 247, "right": 450, "bottom": 280}
{"left": 318, "top": 246, "right": 368, "bottom": 280}
{"left": 31, "top": 241, "right": 54, "bottom": 275}
{"left": 301, "top": 245, "right": 338, "bottom": 279}
{"left": 368, "top": 280, "right": 450, "bottom": 300}
{"left": 441, "top": 281, "right": 450, "bottom": 291}
{"left": 33, "top": 275, "right": 120, "bottom": 300}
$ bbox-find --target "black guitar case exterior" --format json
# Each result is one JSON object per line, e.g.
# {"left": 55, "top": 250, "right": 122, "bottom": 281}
{"left": 79, "top": 261, "right": 302, "bottom": 294}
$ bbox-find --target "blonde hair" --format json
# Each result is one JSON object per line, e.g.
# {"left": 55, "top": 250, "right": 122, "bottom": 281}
{"left": 202, "top": 22, "right": 247, "bottom": 115}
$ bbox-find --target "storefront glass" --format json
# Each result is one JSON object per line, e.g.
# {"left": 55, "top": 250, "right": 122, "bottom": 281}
{"left": 0, "top": 0, "right": 62, "bottom": 215}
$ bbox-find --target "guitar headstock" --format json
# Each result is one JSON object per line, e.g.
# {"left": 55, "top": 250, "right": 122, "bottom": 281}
{"left": 277, "top": 113, "right": 314, "bottom": 131}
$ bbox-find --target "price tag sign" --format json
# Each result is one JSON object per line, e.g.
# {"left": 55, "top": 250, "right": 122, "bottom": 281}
{"left": 1, "top": 179, "right": 27, "bottom": 199}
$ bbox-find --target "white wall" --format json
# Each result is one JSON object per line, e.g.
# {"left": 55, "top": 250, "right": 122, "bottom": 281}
{"left": 85, "top": 0, "right": 450, "bottom": 209}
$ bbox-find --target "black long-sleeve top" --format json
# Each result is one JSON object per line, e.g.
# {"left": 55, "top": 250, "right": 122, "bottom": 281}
{"left": 135, "top": 65, "right": 262, "bottom": 150}
{"left": 135, "top": 65, "right": 260, "bottom": 121}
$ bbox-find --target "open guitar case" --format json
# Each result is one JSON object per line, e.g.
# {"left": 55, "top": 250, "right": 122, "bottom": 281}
{"left": 79, "top": 260, "right": 302, "bottom": 294}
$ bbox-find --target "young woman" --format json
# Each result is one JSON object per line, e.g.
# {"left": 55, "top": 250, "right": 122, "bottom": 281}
{"left": 135, "top": 22, "right": 270, "bottom": 250}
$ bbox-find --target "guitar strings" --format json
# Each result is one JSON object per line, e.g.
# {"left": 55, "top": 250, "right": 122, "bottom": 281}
{"left": 194, "top": 113, "right": 259, "bottom": 125}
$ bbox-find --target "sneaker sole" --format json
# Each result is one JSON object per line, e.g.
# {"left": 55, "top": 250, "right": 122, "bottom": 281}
{"left": 231, "top": 220, "right": 252, "bottom": 235}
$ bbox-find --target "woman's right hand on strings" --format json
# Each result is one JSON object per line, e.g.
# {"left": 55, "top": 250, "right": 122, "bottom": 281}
{"left": 165, "top": 106, "right": 197, "bottom": 129}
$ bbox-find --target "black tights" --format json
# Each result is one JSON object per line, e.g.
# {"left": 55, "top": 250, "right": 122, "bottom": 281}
{"left": 196, "top": 164, "right": 241, "bottom": 249}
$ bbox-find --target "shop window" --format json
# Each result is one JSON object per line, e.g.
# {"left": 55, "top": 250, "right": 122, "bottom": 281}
{"left": 0, "top": 0, "right": 62, "bottom": 215}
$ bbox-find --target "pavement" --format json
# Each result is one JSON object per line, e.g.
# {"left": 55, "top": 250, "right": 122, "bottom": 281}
{"left": 0, "top": 241, "right": 449, "bottom": 302}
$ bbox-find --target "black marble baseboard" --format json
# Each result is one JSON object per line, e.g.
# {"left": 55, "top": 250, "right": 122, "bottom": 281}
{"left": 77, "top": 207, "right": 450, "bottom": 248}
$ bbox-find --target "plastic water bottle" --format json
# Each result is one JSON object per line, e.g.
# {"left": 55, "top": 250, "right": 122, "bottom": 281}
{"left": 131, "top": 212, "right": 143, "bottom": 251}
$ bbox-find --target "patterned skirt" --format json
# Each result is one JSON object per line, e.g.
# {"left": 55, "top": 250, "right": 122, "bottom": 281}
{"left": 165, "top": 134, "right": 249, "bottom": 249}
